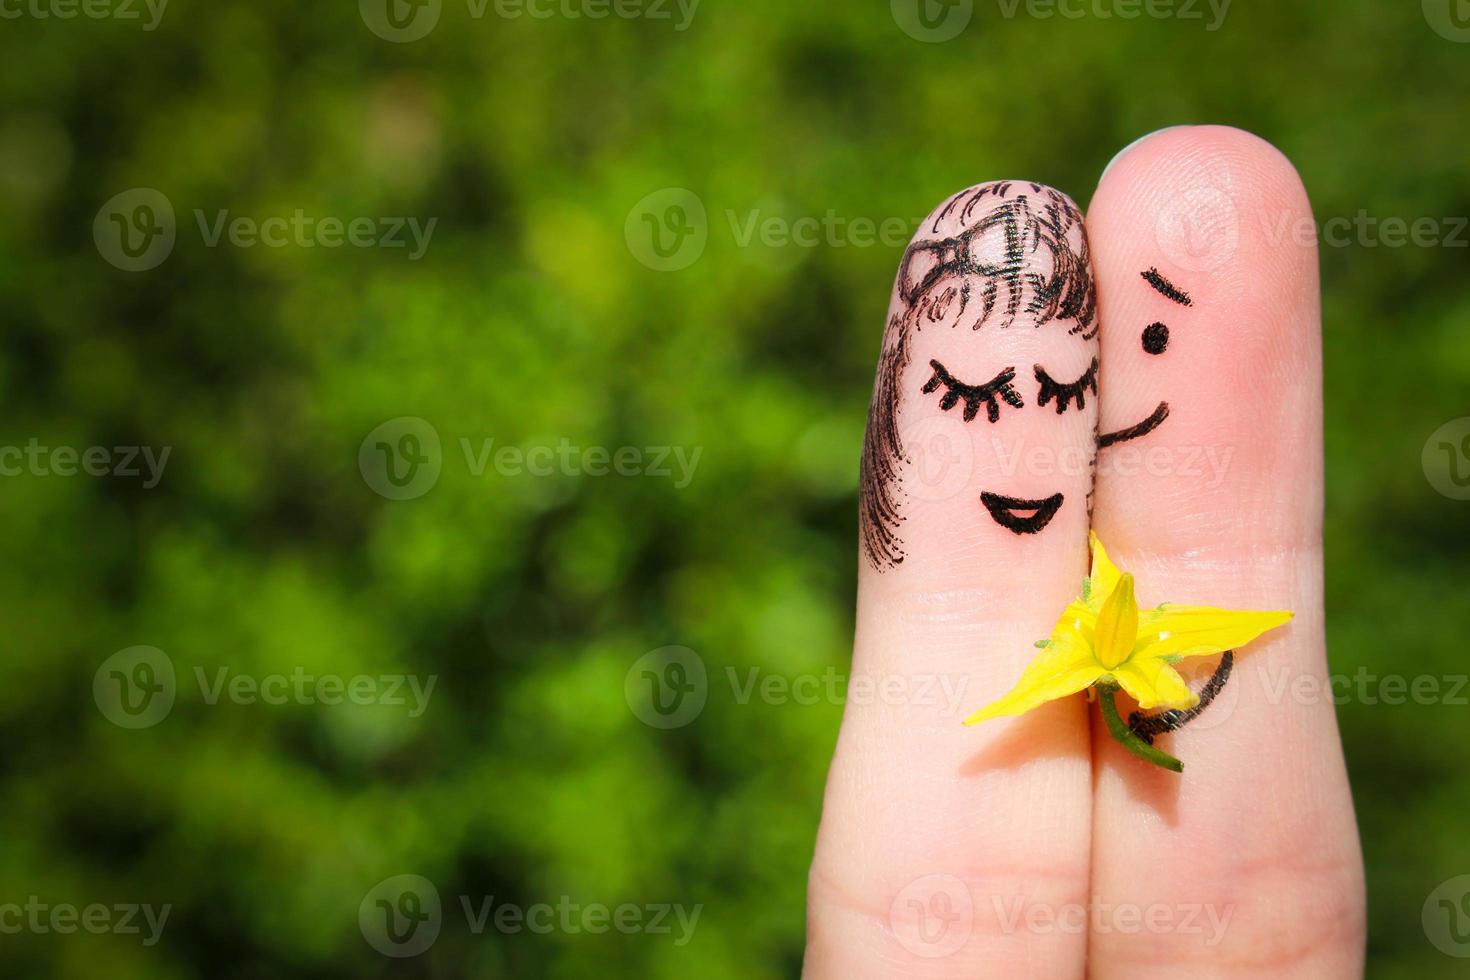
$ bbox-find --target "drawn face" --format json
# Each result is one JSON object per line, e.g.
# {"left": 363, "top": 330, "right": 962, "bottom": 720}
{"left": 915, "top": 342, "right": 1098, "bottom": 536}
{"left": 860, "top": 184, "right": 1098, "bottom": 569}
{"left": 1095, "top": 267, "right": 1191, "bottom": 449}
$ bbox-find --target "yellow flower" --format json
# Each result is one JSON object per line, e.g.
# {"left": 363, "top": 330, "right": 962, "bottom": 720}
{"left": 965, "top": 533, "right": 1292, "bottom": 726}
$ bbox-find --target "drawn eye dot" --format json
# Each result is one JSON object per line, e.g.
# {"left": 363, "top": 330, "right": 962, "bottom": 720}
{"left": 1142, "top": 321, "right": 1169, "bottom": 355}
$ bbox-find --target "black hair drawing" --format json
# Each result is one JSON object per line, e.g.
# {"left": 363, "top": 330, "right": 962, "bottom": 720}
{"left": 860, "top": 184, "right": 1097, "bottom": 570}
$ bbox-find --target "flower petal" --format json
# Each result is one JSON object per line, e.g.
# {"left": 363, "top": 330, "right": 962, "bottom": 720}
{"left": 964, "top": 638, "right": 1105, "bottom": 725}
{"left": 1048, "top": 597, "right": 1096, "bottom": 644}
{"left": 1134, "top": 606, "right": 1293, "bottom": 662}
{"left": 1112, "top": 659, "right": 1199, "bottom": 711}
{"left": 1093, "top": 573, "right": 1139, "bottom": 670}
{"left": 1087, "top": 532, "right": 1122, "bottom": 605}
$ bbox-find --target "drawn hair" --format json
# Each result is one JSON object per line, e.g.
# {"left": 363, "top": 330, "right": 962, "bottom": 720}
{"left": 860, "top": 184, "right": 1096, "bottom": 570}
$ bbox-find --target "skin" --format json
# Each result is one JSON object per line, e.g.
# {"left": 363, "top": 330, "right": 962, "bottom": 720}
{"left": 806, "top": 126, "right": 1366, "bottom": 978}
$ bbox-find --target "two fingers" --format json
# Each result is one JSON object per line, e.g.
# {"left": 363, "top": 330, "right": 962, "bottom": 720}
{"left": 808, "top": 127, "right": 1364, "bottom": 978}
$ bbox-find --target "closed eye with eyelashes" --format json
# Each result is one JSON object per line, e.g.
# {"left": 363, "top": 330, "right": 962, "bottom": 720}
{"left": 1035, "top": 357, "right": 1099, "bottom": 414}
{"left": 922, "top": 359, "right": 1024, "bottom": 423}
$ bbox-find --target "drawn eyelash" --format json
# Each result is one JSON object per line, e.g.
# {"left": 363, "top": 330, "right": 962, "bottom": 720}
{"left": 1034, "top": 357, "right": 1099, "bottom": 414}
{"left": 922, "top": 359, "right": 1024, "bottom": 423}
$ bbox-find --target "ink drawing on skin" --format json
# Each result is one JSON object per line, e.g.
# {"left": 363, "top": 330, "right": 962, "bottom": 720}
{"left": 1095, "top": 267, "right": 1192, "bottom": 448}
{"left": 859, "top": 183, "right": 1098, "bottom": 569}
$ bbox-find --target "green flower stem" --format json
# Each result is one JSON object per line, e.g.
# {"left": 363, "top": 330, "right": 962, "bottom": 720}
{"left": 1096, "top": 683, "right": 1184, "bottom": 773}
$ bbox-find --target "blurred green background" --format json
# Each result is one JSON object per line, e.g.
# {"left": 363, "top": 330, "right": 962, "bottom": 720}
{"left": 1, "top": 0, "right": 1467, "bottom": 975}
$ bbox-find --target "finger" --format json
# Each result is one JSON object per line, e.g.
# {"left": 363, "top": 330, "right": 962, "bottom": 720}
{"left": 1085, "top": 126, "right": 1365, "bottom": 977}
{"left": 807, "top": 182, "right": 1099, "bottom": 978}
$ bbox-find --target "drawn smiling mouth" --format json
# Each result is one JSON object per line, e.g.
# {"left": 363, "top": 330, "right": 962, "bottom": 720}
{"left": 1098, "top": 400, "right": 1170, "bottom": 448}
{"left": 980, "top": 491, "right": 1065, "bottom": 535}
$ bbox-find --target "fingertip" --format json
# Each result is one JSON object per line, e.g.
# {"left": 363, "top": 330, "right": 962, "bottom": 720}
{"left": 1086, "top": 124, "right": 1325, "bottom": 556}
{"left": 1098, "top": 124, "right": 1308, "bottom": 205}
{"left": 1098, "top": 125, "right": 1188, "bottom": 182}
{"left": 1093, "top": 125, "right": 1318, "bottom": 289}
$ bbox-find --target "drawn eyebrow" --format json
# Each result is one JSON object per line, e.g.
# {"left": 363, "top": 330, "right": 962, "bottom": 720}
{"left": 1141, "top": 268, "right": 1192, "bottom": 306}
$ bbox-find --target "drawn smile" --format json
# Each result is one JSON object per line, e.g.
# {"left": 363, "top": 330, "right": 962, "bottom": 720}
{"left": 980, "top": 491, "right": 1064, "bottom": 535}
{"left": 1097, "top": 401, "right": 1170, "bottom": 448}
